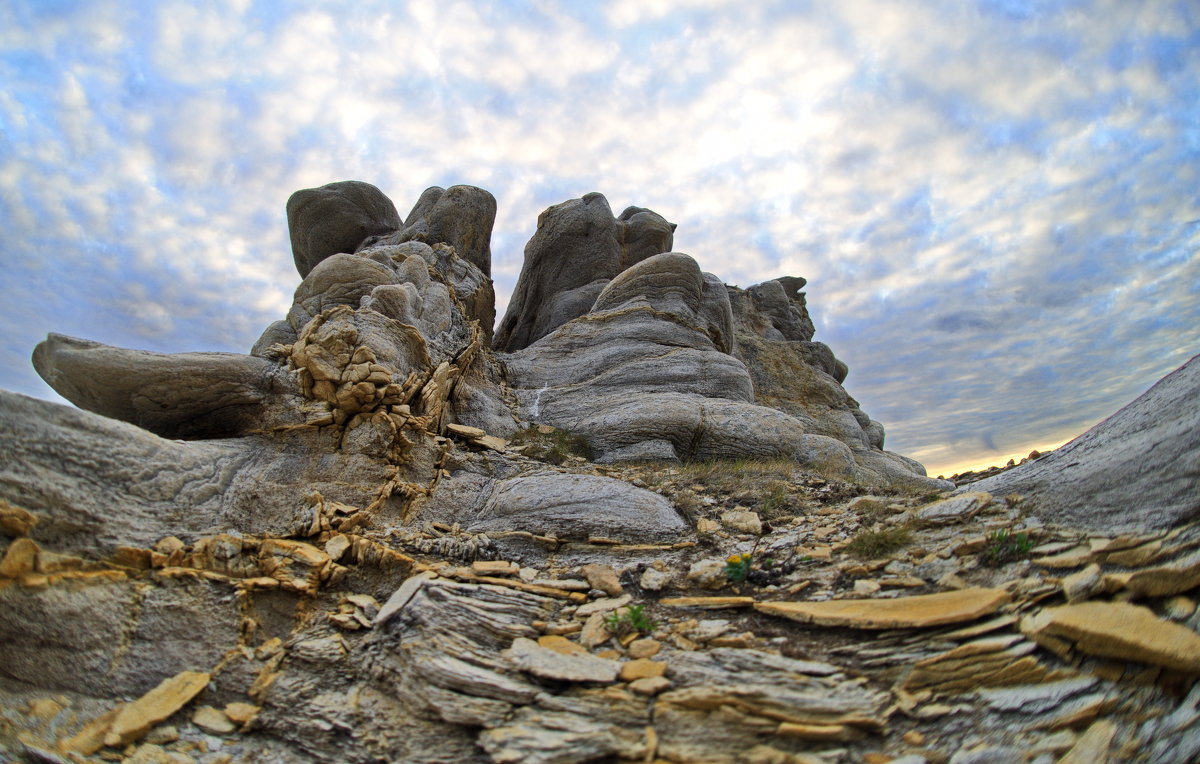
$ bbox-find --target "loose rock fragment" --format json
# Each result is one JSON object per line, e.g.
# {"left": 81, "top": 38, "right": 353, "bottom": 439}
{"left": 104, "top": 671, "right": 210, "bottom": 747}
{"left": 503, "top": 637, "right": 620, "bottom": 683}
{"left": 1023, "top": 601, "right": 1200, "bottom": 672}
{"left": 755, "top": 588, "right": 1009, "bottom": 629}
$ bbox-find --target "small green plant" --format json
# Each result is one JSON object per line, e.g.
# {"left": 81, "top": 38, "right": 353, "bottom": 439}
{"left": 724, "top": 553, "right": 753, "bottom": 583}
{"left": 758, "top": 481, "right": 793, "bottom": 520}
{"left": 985, "top": 527, "right": 1034, "bottom": 565}
{"left": 604, "top": 604, "right": 657, "bottom": 637}
{"left": 844, "top": 525, "right": 913, "bottom": 559}
{"left": 510, "top": 426, "right": 591, "bottom": 465}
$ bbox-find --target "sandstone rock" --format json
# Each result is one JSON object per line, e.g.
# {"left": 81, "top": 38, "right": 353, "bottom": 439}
{"left": 446, "top": 423, "right": 487, "bottom": 439}
{"left": 755, "top": 588, "right": 1010, "bottom": 629}
{"left": 287, "top": 180, "right": 402, "bottom": 278}
{"left": 222, "top": 702, "right": 260, "bottom": 727}
{"left": 962, "top": 353, "right": 1200, "bottom": 532}
{"left": 104, "top": 670, "right": 210, "bottom": 747}
{"left": 579, "top": 612, "right": 612, "bottom": 648}
{"left": 1101, "top": 548, "right": 1200, "bottom": 598}
{"left": 627, "top": 638, "right": 662, "bottom": 659}
{"left": 472, "top": 560, "right": 519, "bottom": 577}
{"left": 1056, "top": 719, "right": 1115, "bottom": 764}
{"left": 0, "top": 537, "right": 38, "bottom": 578}
{"left": 628, "top": 676, "right": 672, "bottom": 696}
{"left": 32, "top": 334, "right": 307, "bottom": 439}
{"left": 721, "top": 509, "right": 764, "bottom": 535}
{"left": 462, "top": 473, "right": 687, "bottom": 543}
{"left": 0, "top": 500, "right": 37, "bottom": 537}
{"left": 503, "top": 636, "right": 620, "bottom": 683}
{"left": 581, "top": 563, "right": 624, "bottom": 596}
{"left": 619, "top": 658, "right": 667, "bottom": 681}
{"left": 575, "top": 594, "right": 632, "bottom": 618}
{"left": 536, "top": 634, "right": 588, "bottom": 656}
{"left": 639, "top": 566, "right": 670, "bottom": 591}
{"left": 394, "top": 184, "right": 496, "bottom": 276}
{"left": 191, "top": 705, "right": 236, "bottom": 735}
{"left": 1023, "top": 601, "right": 1200, "bottom": 672}
{"left": 1061, "top": 563, "right": 1103, "bottom": 602}
{"left": 685, "top": 559, "right": 728, "bottom": 590}
{"left": 662, "top": 596, "right": 755, "bottom": 609}
{"left": 916, "top": 492, "right": 991, "bottom": 525}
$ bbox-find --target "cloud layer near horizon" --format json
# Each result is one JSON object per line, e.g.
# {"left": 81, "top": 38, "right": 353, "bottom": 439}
{"left": 2, "top": 0, "right": 1197, "bottom": 475}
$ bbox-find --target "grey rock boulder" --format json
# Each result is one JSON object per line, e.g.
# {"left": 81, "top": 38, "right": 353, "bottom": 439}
{"left": 287, "top": 180, "right": 402, "bottom": 278}
{"left": 962, "top": 353, "right": 1200, "bottom": 532}
{"left": 32, "top": 334, "right": 307, "bottom": 439}
{"left": 0, "top": 390, "right": 412, "bottom": 557}
{"left": 419, "top": 470, "right": 687, "bottom": 543}
{"left": 391, "top": 184, "right": 496, "bottom": 277}
{"left": 494, "top": 193, "right": 676, "bottom": 352}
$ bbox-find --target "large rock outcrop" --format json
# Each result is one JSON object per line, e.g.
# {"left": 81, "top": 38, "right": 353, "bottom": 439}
{"left": 498, "top": 193, "right": 942, "bottom": 490}
{"left": 963, "top": 353, "right": 1200, "bottom": 531}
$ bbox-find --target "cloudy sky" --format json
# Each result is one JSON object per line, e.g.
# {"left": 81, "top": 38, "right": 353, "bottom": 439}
{"left": 2, "top": 0, "right": 1197, "bottom": 476}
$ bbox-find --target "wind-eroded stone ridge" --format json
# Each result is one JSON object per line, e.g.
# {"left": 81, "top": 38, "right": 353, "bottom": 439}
{"left": 494, "top": 192, "right": 677, "bottom": 352}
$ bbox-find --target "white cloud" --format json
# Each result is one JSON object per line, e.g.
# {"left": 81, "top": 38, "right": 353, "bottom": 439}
{"left": 1, "top": 0, "right": 1196, "bottom": 476}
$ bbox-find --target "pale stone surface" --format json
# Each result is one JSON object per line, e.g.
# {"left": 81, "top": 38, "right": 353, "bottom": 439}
{"left": 721, "top": 509, "right": 764, "bottom": 535}
{"left": 755, "top": 588, "right": 1010, "bottom": 629}
{"left": 503, "top": 637, "right": 620, "bottom": 683}
{"left": 191, "top": 706, "right": 236, "bottom": 735}
{"left": 640, "top": 566, "right": 670, "bottom": 591}
{"left": 619, "top": 658, "right": 667, "bottom": 681}
{"left": 916, "top": 492, "right": 991, "bottom": 525}
{"left": 661, "top": 596, "right": 755, "bottom": 609}
{"left": 581, "top": 563, "right": 623, "bottom": 596}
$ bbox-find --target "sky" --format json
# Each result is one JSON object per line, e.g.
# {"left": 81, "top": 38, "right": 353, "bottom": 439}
{"left": 1, "top": 0, "right": 1197, "bottom": 477}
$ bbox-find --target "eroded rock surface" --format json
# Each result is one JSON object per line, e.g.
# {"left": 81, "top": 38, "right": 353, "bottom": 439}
{"left": 7, "top": 181, "right": 1197, "bottom": 763}
{"left": 964, "top": 352, "right": 1200, "bottom": 531}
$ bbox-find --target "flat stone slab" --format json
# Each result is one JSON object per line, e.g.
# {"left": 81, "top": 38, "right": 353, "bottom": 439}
{"left": 754, "top": 588, "right": 1010, "bottom": 629}
{"left": 660, "top": 596, "right": 755, "bottom": 609}
{"left": 503, "top": 637, "right": 620, "bottom": 683}
{"left": 1023, "top": 601, "right": 1200, "bottom": 673}
{"left": 105, "top": 670, "right": 210, "bottom": 747}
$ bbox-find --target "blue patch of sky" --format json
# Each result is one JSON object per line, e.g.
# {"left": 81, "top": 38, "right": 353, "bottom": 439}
{"left": 974, "top": 0, "right": 1084, "bottom": 23}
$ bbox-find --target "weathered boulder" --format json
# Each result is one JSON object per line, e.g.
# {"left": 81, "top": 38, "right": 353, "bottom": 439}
{"left": 287, "top": 180, "right": 402, "bottom": 278}
{"left": 32, "top": 334, "right": 307, "bottom": 439}
{"left": 391, "top": 184, "right": 496, "bottom": 277}
{"left": 0, "top": 389, "right": 415, "bottom": 556}
{"left": 493, "top": 193, "right": 676, "bottom": 352}
{"left": 964, "top": 352, "right": 1200, "bottom": 532}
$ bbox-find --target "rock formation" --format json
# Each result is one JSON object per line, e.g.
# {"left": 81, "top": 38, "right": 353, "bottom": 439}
{"left": 961, "top": 353, "right": 1200, "bottom": 532}
{"left": 3, "top": 181, "right": 1199, "bottom": 763}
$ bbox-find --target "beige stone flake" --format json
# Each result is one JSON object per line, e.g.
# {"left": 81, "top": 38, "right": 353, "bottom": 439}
{"left": 104, "top": 670, "right": 210, "bottom": 747}
{"left": 192, "top": 706, "right": 237, "bottom": 735}
{"left": 1056, "top": 719, "right": 1115, "bottom": 764}
{"left": 619, "top": 659, "right": 667, "bottom": 681}
{"left": 660, "top": 596, "right": 755, "bottom": 609}
{"left": 0, "top": 537, "right": 39, "bottom": 578}
{"left": 1024, "top": 601, "right": 1200, "bottom": 672}
{"left": 755, "top": 588, "right": 1010, "bottom": 629}
{"left": 446, "top": 422, "right": 486, "bottom": 439}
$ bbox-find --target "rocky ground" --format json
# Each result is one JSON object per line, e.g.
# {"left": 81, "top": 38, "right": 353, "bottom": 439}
{"left": 3, "top": 439, "right": 1199, "bottom": 764}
